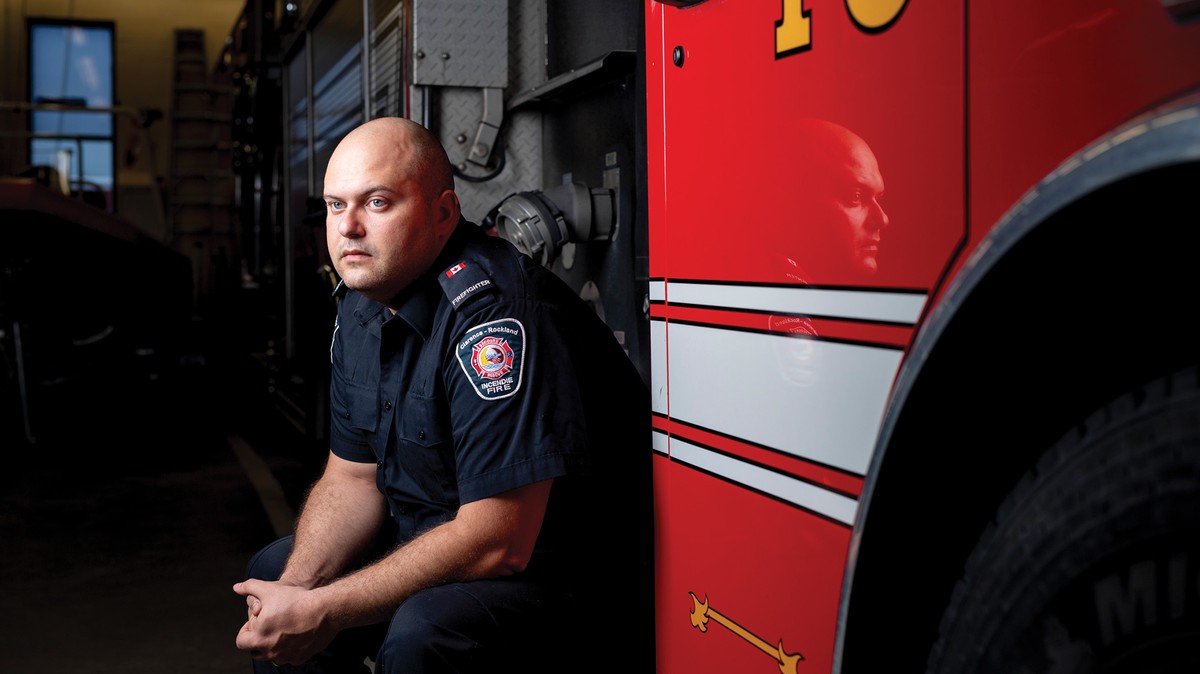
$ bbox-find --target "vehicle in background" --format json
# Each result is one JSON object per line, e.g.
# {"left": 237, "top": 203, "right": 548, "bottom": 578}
{"left": 220, "top": 1, "right": 1200, "bottom": 671}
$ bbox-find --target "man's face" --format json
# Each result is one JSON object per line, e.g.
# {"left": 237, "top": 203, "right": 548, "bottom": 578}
{"left": 810, "top": 140, "right": 889, "bottom": 279}
{"left": 323, "top": 135, "right": 446, "bottom": 304}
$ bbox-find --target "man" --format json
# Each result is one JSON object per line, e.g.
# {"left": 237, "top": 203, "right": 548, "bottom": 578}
{"left": 770, "top": 118, "right": 891, "bottom": 285}
{"left": 233, "top": 117, "right": 651, "bottom": 673}
{"left": 766, "top": 119, "right": 890, "bottom": 386}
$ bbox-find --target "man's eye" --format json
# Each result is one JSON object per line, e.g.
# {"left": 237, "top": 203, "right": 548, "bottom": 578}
{"left": 369, "top": 198, "right": 386, "bottom": 208}
{"left": 328, "top": 201, "right": 344, "bottom": 210}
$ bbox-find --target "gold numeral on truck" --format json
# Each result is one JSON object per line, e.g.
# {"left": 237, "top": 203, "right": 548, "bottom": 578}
{"left": 845, "top": 0, "right": 907, "bottom": 33}
{"left": 775, "top": 0, "right": 813, "bottom": 57}
{"left": 774, "top": 0, "right": 907, "bottom": 59}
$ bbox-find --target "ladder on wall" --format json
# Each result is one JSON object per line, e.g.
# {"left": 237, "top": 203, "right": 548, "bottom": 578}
{"left": 168, "top": 28, "right": 236, "bottom": 306}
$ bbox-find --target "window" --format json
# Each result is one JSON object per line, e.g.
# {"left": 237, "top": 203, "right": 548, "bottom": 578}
{"left": 27, "top": 19, "right": 116, "bottom": 203}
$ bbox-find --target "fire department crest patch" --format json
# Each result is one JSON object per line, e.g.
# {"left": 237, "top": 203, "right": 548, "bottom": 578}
{"left": 455, "top": 318, "right": 525, "bottom": 400}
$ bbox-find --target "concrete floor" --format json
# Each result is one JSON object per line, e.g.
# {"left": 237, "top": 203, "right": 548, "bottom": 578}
{"left": 0, "top": 337, "right": 324, "bottom": 673}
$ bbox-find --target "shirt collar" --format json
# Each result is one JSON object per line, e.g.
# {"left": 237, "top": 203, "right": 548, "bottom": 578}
{"left": 388, "top": 218, "right": 477, "bottom": 339}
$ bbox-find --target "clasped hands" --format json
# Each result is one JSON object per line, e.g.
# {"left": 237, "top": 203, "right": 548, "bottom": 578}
{"left": 233, "top": 579, "right": 336, "bottom": 666}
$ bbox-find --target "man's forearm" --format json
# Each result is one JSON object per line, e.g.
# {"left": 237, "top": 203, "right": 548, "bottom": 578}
{"left": 280, "top": 454, "right": 388, "bottom": 589}
{"left": 315, "top": 479, "right": 553, "bottom": 631}
{"left": 313, "top": 518, "right": 475, "bottom": 628}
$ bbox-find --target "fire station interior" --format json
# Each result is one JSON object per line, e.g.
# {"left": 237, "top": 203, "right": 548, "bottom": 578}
{"left": 1, "top": 0, "right": 647, "bottom": 671}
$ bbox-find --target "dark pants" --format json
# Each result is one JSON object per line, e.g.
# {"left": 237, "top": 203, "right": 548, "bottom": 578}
{"left": 243, "top": 536, "right": 581, "bottom": 674}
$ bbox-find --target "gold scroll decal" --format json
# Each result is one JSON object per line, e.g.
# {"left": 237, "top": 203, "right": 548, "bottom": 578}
{"left": 689, "top": 592, "right": 805, "bottom": 674}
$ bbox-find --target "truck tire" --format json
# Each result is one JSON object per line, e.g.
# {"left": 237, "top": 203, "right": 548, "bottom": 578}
{"left": 924, "top": 366, "right": 1200, "bottom": 674}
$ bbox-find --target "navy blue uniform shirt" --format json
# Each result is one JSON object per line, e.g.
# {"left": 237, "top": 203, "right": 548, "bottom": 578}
{"left": 327, "top": 219, "right": 650, "bottom": 575}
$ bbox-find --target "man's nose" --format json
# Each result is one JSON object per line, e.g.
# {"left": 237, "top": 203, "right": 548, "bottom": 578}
{"left": 337, "top": 208, "right": 365, "bottom": 238}
{"left": 869, "top": 199, "right": 890, "bottom": 230}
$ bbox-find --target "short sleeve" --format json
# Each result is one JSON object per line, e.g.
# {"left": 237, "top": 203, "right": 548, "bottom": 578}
{"left": 444, "top": 299, "right": 590, "bottom": 503}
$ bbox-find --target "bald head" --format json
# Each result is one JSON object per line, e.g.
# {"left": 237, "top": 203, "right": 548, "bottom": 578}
{"left": 333, "top": 117, "right": 456, "bottom": 200}
{"left": 792, "top": 119, "right": 880, "bottom": 192}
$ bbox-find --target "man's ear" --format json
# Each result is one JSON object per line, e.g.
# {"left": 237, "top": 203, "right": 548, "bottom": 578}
{"left": 433, "top": 189, "right": 461, "bottom": 236}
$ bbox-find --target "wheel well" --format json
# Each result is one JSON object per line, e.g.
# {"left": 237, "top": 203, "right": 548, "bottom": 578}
{"left": 838, "top": 160, "right": 1200, "bottom": 673}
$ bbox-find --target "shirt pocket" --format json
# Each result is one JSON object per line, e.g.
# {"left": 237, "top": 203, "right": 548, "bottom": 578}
{"left": 396, "top": 394, "right": 456, "bottom": 499}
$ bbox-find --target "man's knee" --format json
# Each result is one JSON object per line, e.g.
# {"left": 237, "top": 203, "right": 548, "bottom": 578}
{"left": 373, "top": 587, "right": 486, "bottom": 673}
{"left": 245, "top": 535, "right": 294, "bottom": 581}
{"left": 373, "top": 580, "right": 573, "bottom": 674}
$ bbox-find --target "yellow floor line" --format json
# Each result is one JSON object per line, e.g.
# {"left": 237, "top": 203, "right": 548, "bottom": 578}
{"left": 228, "top": 434, "right": 296, "bottom": 537}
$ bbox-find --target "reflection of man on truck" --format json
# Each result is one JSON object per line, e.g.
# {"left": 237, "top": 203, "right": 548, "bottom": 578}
{"left": 768, "top": 119, "right": 891, "bottom": 386}
{"left": 771, "top": 118, "right": 890, "bottom": 286}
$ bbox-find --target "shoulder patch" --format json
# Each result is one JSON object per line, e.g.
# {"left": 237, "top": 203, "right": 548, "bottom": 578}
{"left": 455, "top": 318, "right": 525, "bottom": 400}
{"left": 438, "top": 260, "right": 497, "bottom": 311}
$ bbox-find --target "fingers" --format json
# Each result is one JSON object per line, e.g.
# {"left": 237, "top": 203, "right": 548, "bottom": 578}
{"left": 235, "top": 582, "right": 264, "bottom": 623}
{"left": 236, "top": 618, "right": 276, "bottom": 663}
{"left": 234, "top": 582, "right": 268, "bottom": 655}
{"left": 232, "top": 579, "right": 263, "bottom": 597}
{"left": 232, "top": 580, "right": 313, "bottom": 666}
{"left": 235, "top": 581, "right": 265, "bottom": 614}
{"left": 235, "top": 619, "right": 262, "bottom": 654}
{"left": 245, "top": 595, "right": 262, "bottom": 614}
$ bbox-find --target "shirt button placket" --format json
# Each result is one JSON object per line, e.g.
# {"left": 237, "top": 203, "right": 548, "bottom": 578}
{"left": 380, "top": 399, "right": 395, "bottom": 470}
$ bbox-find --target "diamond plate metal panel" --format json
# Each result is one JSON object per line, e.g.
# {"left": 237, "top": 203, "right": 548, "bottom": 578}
{"left": 509, "top": 0, "right": 547, "bottom": 94}
{"left": 433, "top": 89, "right": 543, "bottom": 222}
{"left": 413, "top": 0, "right": 508, "bottom": 87}
{"left": 407, "top": 1, "right": 548, "bottom": 219}
{"left": 414, "top": 0, "right": 546, "bottom": 223}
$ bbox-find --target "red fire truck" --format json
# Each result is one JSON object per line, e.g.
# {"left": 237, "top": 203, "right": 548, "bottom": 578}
{"left": 643, "top": 1, "right": 1200, "bottom": 672}
{"left": 224, "top": 0, "right": 1200, "bottom": 671}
